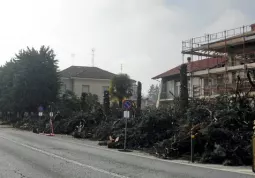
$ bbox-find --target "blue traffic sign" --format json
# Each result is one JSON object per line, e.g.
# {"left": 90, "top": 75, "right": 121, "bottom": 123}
{"left": 38, "top": 106, "right": 44, "bottom": 112}
{"left": 123, "top": 100, "right": 132, "bottom": 110}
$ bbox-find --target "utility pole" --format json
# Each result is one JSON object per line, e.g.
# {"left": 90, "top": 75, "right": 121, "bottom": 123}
{"left": 121, "top": 64, "right": 123, "bottom": 73}
{"left": 91, "top": 48, "right": 95, "bottom": 67}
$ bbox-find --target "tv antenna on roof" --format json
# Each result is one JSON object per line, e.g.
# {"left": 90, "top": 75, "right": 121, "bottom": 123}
{"left": 71, "top": 53, "right": 75, "bottom": 65}
{"left": 91, "top": 48, "right": 95, "bottom": 67}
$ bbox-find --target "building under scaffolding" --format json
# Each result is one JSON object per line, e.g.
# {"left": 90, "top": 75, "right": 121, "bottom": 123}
{"left": 182, "top": 23, "right": 255, "bottom": 98}
{"left": 153, "top": 23, "right": 255, "bottom": 106}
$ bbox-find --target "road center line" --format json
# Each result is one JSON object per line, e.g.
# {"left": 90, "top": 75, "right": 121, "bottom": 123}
{"left": 0, "top": 135, "right": 129, "bottom": 178}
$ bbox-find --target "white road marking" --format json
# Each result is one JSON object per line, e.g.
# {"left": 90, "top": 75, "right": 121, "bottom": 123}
{"left": 49, "top": 135, "right": 255, "bottom": 176}
{"left": 3, "top": 130, "right": 255, "bottom": 176}
{"left": 0, "top": 135, "right": 129, "bottom": 178}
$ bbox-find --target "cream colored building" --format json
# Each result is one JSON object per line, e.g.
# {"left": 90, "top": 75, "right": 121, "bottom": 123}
{"left": 60, "top": 66, "right": 137, "bottom": 103}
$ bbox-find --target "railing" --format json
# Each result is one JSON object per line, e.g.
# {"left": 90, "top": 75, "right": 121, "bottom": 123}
{"left": 160, "top": 80, "right": 255, "bottom": 100}
{"left": 193, "top": 81, "right": 255, "bottom": 97}
{"left": 182, "top": 25, "right": 251, "bottom": 52}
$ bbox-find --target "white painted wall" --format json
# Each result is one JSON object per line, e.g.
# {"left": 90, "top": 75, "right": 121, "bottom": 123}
{"left": 158, "top": 77, "right": 201, "bottom": 101}
{"left": 61, "top": 78, "right": 72, "bottom": 92}
{"left": 61, "top": 78, "right": 137, "bottom": 104}
{"left": 73, "top": 78, "right": 110, "bottom": 103}
{"left": 61, "top": 78, "right": 110, "bottom": 103}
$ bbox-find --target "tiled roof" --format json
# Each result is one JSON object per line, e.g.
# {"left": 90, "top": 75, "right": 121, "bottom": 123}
{"left": 60, "top": 66, "right": 116, "bottom": 80}
{"left": 152, "top": 58, "right": 226, "bottom": 79}
{"left": 60, "top": 66, "right": 136, "bottom": 82}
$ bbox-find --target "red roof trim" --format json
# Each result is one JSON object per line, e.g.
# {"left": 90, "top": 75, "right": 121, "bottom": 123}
{"left": 152, "top": 58, "right": 226, "bottom": 79}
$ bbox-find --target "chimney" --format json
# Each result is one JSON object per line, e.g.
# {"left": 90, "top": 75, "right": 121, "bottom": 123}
{"left": 187, "top": 57, "right": 191, "bottom": 63}
{"left": 251, "top": 24, "right": 255, "bottom": 31}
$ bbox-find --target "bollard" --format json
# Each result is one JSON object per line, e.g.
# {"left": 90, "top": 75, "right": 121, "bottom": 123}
{"left": 124, "top": 116, "right": 127, "bottom": 150}
{"left": 191, "top": 131, "right": 195, "bottom": 163}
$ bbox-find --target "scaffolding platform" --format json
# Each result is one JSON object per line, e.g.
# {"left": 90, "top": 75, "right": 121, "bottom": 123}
{"left": 182, "top": 24, "right": 255, "bottom": 58}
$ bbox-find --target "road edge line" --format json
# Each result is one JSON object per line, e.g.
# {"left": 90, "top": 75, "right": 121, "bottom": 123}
{"left": 0, "top": 135, "right": 129, "bottom": 178}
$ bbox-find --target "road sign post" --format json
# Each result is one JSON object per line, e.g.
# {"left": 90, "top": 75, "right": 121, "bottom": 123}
{"left": 119, "top": 100, "right": 132, "bottom": 152}
{"left": 38, "top": 106, "right": 44, "bottom": 117}
{"left": 46, "top": 105, "right": 55, "bottom": 136}
{"left": 123, "top": 111, "right": 130, "bottom": 150}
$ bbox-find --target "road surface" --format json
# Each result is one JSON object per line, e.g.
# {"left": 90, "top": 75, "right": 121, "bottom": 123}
{"left": 0, "top": 125, "right": 253, "bottom": 178}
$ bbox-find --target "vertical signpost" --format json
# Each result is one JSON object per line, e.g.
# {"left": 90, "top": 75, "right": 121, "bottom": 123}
{"left": 46, "top": 104, "right": 55, "bottom": 136}
{"left": 119, "top": 100, "right": 132, "bottom": 152}
{"left": 38, "top": 106, "right": 44, "bottom": 117}
{"left": 49, "top": 111, "right": 54, "bottom": 136}
{"left": 123, "top": 110, "right": 129, "bottom": 150}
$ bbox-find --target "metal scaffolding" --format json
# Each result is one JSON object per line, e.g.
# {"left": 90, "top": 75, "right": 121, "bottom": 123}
{"left": 181, "top": 23, "right": 255, "bottom": 98}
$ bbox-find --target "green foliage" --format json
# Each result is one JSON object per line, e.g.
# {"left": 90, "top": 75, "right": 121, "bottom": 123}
{"left": 180, "top": 64, "right": 188, "bottom": 112}
{"left": 109, "top": 73, "right": 133, "bottom": 107}
{"left": 0, "top": 46, "right": 61, "bottom": 113}
{"left": 57, "top": 90, "right": 80, "bottom": 117}
{"left": 0, "top": 60, "right": 17, "bottom": 111}
{"left": 80, "top": 92, "right": 100, "bottom": 112}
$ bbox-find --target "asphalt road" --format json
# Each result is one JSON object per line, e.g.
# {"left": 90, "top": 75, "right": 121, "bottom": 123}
{"left": 0, "top": 126, "right": 254, "bottom": 178}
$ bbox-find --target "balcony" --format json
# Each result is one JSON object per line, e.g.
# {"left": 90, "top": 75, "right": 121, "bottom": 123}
{"left": 193, "top": 81, "right": 255, "bottom": 97}
{"left": 159, "top": 80, "right": 255, "bottom": 101}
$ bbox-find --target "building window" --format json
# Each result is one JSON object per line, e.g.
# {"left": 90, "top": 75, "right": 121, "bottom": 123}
{"left": 102, "top": 86, "right": 109, "bottom": 94}
{"left": 161, "top": 82, "right": 167, "bottom": 92}
{"left": 132, "top": 84, "right": 137, "bottom": 97}
{"left": 175, "top": 81, "right": 180, "bottom": 97}
{"left": 82, "top": 85, "right": 90, "bottom": 93}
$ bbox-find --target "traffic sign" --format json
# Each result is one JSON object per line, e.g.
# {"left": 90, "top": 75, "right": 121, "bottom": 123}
{"left": 124, "top": 111, "right": 130, "bottom": 118}
{"left": 123, "top": 100, "right": 132, "bottom": 110}
{"left": 38, "top": 106, "right": 44, "bottom": 112}
{"left": 38, "top": 112, "right": 43, "bottom": 117}
{"left": 49, "top": 112, "right": 54, "bottom": 117}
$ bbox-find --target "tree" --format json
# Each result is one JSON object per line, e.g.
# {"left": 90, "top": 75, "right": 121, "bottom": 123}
{"left": 109, "top": 74, "right": 133, "bottom": 108}
{"left": 0, "top": 46, "right": 61, "bottom": 113}
{"left": 80, "top": 92, "right": 100, "bottom": 112}
{"left": 57, "top": 90, "right": 80, "bottom": 116}
{"left": 180, "top": 64, "right": 188, "bottom": 112}
{"left": 137, "top": 81, "right": 142, "bottom": 115}
{"left": 147, "top": 84, "right": 159, "bottom": 102}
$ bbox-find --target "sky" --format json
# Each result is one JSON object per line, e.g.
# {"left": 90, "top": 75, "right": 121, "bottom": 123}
{"left": 0, "top": 0, "right": 255, "bottom": 94}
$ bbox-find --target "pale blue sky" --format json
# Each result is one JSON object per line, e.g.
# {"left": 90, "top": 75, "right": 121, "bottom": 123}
{"left": 0, "top": 0, "right": 254, "bottom": 93}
